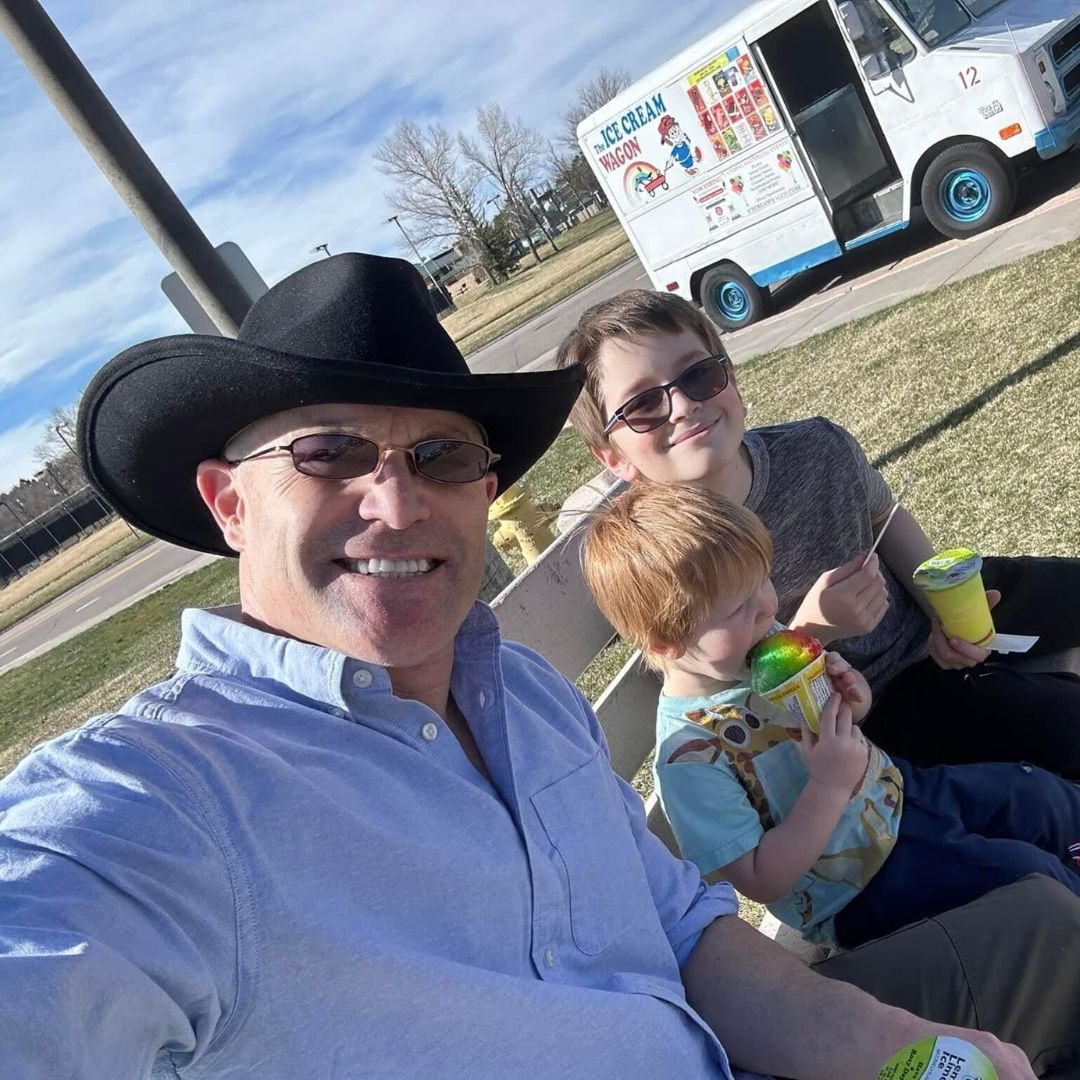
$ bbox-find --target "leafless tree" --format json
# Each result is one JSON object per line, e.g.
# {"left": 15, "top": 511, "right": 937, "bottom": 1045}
{"left": 459, "top": 104, "right": 558, "bottom": 264}
{"left": 33, "top": 400, "right": 80, "bottom": 466}
{"left": 558, "top": 67, "right": 632, "bottom": 156}
{"left": 543, "top": 139, "right": 601, "bottom": 215}
{"left": 375, "top": 120, "right": 506, "bottom": 285}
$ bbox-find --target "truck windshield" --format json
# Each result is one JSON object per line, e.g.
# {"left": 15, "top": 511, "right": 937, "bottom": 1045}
{"left": 890, "top": 0, "right": 1007, "bottom": 47}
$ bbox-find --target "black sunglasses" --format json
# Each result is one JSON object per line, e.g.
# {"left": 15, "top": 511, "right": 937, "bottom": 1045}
{"left": 228, "top": 433, "right": 501, "bottom": 484}
{"left": 603, "top": 354, "right": 731, "bottom": 435}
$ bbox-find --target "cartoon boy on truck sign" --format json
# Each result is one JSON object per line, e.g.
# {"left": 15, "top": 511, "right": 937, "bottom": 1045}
{"left": 658, "top": 114, "right": 702, "bottom": 177}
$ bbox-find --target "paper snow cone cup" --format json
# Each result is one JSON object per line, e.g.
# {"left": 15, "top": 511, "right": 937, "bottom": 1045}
{"left": 758, "top": 651, "right": 834, "bottom": 735}
{"left": 876, "top": 1036, "right": 997, "bottom": 1080}
{"left": 912, "top": 549, "right": 994, "bottom": 646}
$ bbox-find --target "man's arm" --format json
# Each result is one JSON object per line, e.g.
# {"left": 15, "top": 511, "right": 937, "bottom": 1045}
{"left": 0, "top": 727, "right": 239, "bottom": 1078}
{"left": 682, "top": 913, "right": 1036, "bottom": 1080}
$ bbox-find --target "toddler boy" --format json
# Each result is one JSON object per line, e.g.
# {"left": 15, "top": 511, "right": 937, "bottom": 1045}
{"left": 583, "top": 483, "right": 1080, "bottom": 948}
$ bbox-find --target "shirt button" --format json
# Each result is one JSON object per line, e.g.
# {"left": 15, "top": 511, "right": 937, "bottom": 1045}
{"left": 543, "top": 947, "right": 557, "bottom": 969}
{"left": 478, "top": 690, "right": 487, "bottom": 708}
{"left": 352, "top": 668, "right": 373, "bottom": 688}
{"left": 421, "top": 722, "right": 439, "bottom": 742}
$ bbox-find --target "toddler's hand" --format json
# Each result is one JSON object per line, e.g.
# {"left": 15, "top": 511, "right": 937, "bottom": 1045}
{"left": 824, "top": 652, "right": 872, "bottom": 724}
{"left": 799, "top": 693, "right": 869, "bottom": 795}
{"left": 927, "top": 589, "right": 1001, "bottom": 670}
{"left": 792, "top": 554, "right": 889, "bottom": 644}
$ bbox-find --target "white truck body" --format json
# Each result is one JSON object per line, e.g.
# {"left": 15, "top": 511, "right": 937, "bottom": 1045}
{"left": 578, "top": 0, "right": 1080, "bottom": 328}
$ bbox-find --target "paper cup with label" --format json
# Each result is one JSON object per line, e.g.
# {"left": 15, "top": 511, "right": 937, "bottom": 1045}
{"left": 876, "top": 1035, "right": 997, "bottom": 1080}
{"left": 912, "top": 549, "right": 994, "bottom": 646}
{"left": 749, "top": 629, "right": 834, "bottom": 734}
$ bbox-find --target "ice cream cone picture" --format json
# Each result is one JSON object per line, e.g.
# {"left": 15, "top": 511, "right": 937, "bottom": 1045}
{"left": 728, "top": 175, "right": 748, "bottom": 215}
{"left": 777, "top": 150, "right": 798, "bottom": 186}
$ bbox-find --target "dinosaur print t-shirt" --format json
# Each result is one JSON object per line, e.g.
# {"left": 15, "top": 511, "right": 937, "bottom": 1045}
{"left": 655, "top": 684, "right": 903, "bottom": 947}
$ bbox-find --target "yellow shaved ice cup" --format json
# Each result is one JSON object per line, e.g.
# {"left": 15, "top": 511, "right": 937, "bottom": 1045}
{"left": 912, "top": 549, "right": 994, "bottom": 646}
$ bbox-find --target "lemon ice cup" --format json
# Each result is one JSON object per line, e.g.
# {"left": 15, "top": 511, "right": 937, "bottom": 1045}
{"left": 912, "top": 549, "right": 994, "bottom": 647}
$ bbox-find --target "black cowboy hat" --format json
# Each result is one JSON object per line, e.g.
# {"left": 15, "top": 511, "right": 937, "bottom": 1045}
{"left": 78, "top": 252, "right": 584, "bottom": 555}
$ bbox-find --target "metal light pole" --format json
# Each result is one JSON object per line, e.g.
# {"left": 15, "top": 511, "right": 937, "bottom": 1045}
{"left": 386, "top": 215, "right": 456, "bottom": 312}
{"left": 0, "top": 500, "right": 39, "bottom": 566}
{"left": 310, "top": 243, "right": 332, "bottom": 258}
{"left": 0, "top": 0, "right": 252, "bottom": 334}
{"left": 55, "top": 424, "right": 139, "bottom": 538}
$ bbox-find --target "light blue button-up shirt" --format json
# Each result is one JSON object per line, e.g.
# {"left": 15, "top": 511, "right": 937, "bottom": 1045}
{"left": 0, "top": 603, "right": 750, "bottom": 1079}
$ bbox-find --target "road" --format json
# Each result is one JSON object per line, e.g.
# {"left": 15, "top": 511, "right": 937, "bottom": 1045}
{"left": 3, "top": 148, "right": 1080, "bottom": 677}
{"left": 0, "top": 542, "right": 218, "bottom": 677}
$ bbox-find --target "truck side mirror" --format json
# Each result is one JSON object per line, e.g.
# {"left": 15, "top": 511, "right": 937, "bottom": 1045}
{"left": 838, "top": 1, "right": 867, "bottom": 41}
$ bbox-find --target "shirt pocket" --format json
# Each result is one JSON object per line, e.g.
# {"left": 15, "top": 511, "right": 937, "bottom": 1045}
{"left": 531, "top": 753, "right": 647, "bottom": 956}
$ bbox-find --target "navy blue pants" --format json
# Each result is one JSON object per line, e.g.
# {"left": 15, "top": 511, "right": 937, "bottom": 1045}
{"left": 833, "top": 758, "right": 1080, "bottom": 949}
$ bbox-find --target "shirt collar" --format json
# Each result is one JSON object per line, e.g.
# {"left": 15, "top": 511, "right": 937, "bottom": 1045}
{"left": 176, "top": 602, "right": 502, "bottom": 711}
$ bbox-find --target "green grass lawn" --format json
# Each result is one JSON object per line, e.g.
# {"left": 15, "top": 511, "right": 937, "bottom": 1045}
{"left": 4, "top": 234, "right": 1080, "bottom": 782}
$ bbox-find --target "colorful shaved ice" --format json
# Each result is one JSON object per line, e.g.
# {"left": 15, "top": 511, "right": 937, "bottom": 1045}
{"left": 749, "top": 628, "right": 824, "bottom": 693}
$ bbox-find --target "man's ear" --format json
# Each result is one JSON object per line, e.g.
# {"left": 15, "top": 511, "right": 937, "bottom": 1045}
{"left": 196, "top": 459, "right": 245, "bottom": 554}
{"left": 484, "top": 471, "right": 498, "bottom": 503}
{"left": 591, "top": 442, "right": 643, "bottom": 484}
{"left": 648, "top": 635, "right": 685, "bottom": 662}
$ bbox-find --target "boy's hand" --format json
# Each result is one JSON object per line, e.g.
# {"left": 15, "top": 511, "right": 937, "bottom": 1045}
{"left": 799, "top": 693, "right": 869, "bottom": 795}
{"left": 792, "top": 554, "right": 889, "bottom": 644}
{"left": 927, "top": 589, "right": 1001, "bottom": 670}
{"left": 824, "top": 652, "right": 871, "bottom": 725}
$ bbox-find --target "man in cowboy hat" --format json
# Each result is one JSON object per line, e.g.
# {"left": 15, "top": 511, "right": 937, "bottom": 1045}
{"left": 0, "top": 254, "right": 1071, "bottom": 1079}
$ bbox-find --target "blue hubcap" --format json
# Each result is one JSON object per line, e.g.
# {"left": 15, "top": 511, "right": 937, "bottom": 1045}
{"left": 940, "top": 168, "right": 992, "bottom": 223}
{"left": 716, "top": 281, "right": 750, "bottom": 322}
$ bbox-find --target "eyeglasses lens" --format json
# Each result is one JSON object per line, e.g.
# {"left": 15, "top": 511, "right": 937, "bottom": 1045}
{"left": 622, "top": 357, "right": 729, "bottom": 433}
{"left": 413, "top": 440, "right": 489, "bottom": 483}
{"left": 291, "top": 434, "right": 379, "bottom": 478}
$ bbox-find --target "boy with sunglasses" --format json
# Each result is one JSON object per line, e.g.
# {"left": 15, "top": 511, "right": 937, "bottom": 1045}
{"left": 556, "top": 290, "right": 1080, "bottom": 778}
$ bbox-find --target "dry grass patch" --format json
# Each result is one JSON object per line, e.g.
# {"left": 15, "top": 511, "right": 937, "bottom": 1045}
{"left": 736, "top": 238, "right": 1080, "bottom": 559}
{"left": 443, "top": 212, "right": 634, "bottom": 355}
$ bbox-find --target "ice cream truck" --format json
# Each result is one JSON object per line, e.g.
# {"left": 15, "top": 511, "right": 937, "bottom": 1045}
{"left": 578, "top": 0, "right": 1080, "bottom": 330}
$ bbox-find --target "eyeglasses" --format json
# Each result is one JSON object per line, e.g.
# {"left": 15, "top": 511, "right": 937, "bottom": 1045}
{"left": 602, "top": 355, "right": 731, "bottom": 435}
{"left": 228, "top": 433, "right": 501, "bottom": 484}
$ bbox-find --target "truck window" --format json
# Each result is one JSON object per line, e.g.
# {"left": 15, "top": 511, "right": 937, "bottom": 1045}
{"left": 888, "top": 1, "right": 1007, "bottom": 48}
{"left": 844, "top": 1, "right": 916, "bottom": 76}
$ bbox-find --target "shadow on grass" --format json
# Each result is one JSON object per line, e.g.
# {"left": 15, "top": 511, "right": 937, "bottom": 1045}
{"left": 872, "top": 328, "right": 1080, "bottom": 471}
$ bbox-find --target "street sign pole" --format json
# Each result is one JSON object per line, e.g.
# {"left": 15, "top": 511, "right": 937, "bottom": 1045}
{"left": 0, "top": 0, "right": 252, "bottom": 335}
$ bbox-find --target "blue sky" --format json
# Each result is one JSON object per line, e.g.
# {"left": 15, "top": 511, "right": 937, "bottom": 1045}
{"left": 0, "top": 0, "right": 740, "bottom": 491}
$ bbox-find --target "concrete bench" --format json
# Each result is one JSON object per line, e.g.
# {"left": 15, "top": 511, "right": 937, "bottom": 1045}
{"left": 492, "top": 473, "right": 1080, "bottom": 961}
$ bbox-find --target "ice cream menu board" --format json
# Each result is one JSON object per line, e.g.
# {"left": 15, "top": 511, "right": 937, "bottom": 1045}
{"left": 684, "top": 47, "right": 783, "bottom": 162}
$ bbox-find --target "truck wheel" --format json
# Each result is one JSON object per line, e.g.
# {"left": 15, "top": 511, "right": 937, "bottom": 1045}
{"left": 921, "top": 143, "right": 1016, "bottom": 239}
{"left": 700, "top": 264, "right": 768, "bottom": 331}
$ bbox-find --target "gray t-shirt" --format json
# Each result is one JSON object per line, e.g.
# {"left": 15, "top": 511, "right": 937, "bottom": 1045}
{"left": 744, "top": 417, "right": 928, "bottom": 692}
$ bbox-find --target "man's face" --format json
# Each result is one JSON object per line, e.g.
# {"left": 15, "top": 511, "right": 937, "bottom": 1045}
{"left": 198, "top": 402, "right": 497, "bottom": 672}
